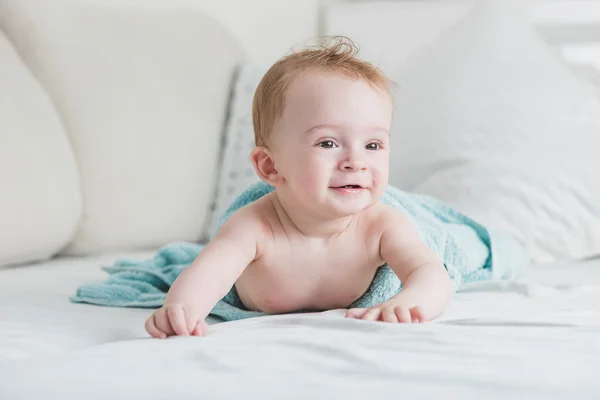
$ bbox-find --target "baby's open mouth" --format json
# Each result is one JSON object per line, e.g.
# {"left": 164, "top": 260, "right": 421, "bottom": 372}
{"left": 333, "top": 185, "right": 362, "bottom": 189}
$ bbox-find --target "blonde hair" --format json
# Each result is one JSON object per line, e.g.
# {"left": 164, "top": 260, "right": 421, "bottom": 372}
{"left": 252, "top": 36, "right": 392, "bottom": 147}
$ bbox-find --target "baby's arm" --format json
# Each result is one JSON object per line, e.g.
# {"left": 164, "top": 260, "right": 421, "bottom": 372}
{"left": 145, "top": 208, "right": 266, "bottom": 338}
{"left": 347, "top": 207, "right": 452, "bottom": 323}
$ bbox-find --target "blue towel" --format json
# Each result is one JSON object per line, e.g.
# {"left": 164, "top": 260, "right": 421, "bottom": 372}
{"left": 71, "top": 182, "right": 528, "bottom": 321}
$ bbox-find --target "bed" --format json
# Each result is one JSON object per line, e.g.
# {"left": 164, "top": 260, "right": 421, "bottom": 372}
{"left": 0, "top": 253, "right": 599, "bottom": 398}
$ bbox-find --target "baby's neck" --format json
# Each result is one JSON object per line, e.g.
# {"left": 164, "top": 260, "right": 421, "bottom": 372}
{"left": 270, "top": 192, "right": 355, "bottom": 239}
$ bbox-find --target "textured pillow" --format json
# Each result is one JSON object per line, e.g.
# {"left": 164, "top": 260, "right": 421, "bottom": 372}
{"left": 1, "top": 0, "right": 244, "bottom": 254}
{"left": 204, "top": 65, "right": 266, "bottom": 237}
{"left": 0, "top": 31, "right": 80, "bottom": 267}
{"left": 388, "top": 0, "right": 600, "bottom": 263}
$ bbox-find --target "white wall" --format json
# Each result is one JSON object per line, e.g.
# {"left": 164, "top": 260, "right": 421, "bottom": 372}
{"left": 323, "top": 0, "right": 600, "bottom": 79}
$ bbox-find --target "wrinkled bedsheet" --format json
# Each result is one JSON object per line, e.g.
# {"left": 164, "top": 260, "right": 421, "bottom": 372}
{"left": 0, "top": 252, "right": 599, "bottom": 399}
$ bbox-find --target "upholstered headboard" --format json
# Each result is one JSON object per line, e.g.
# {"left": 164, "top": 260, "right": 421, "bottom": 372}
{"left": 0, "top": 0, "right": 321, "bottom": 265}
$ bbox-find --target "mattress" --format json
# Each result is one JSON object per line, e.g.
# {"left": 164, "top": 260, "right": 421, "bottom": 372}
{"left": 0, "top": 251, "right": 599, "bottom": 399}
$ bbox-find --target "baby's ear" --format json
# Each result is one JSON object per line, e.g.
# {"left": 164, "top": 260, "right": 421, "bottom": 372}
{"left": 250, "top": 146, "right": 283, "bottom": 186}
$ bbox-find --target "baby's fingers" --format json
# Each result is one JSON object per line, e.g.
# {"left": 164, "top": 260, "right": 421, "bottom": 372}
{"left": 345, "top": 308, "right": 369, "bottom": 319}
{"left": 361, "top": 308, "right": 381, "bottom": 321}
{"left": 394, "top": 306, "right": 412, "bottom": 323}
{"left": 192, "top": 320, "right": 208, "bottom": 337}
{"left": 381, "top": 307, "right": 398, "bottom": 323}
{"left": 154, "top": 308, "right": 175, "bottom": 336}
{"left": 166, "top": 305, "right": 189, "bottom": 336}
{"left": 145, "top": 314, "right": 166, "bottom": 339}
{"left": 410, "top": 306, "right": 425, "bottom": 323}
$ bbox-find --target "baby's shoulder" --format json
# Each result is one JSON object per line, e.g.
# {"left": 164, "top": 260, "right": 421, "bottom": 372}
{"left": 360, "top": 203, "right": 412, "bottom": 235}
{"left": 362, "top": 202, "right": 403, "bottom": 222}
{"left": 216, "top": 194, "right": 275, "bottom": 239}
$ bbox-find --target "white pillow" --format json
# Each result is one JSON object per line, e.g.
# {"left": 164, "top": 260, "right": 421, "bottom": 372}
{"left": 1, "top": 0, "right": 244, "bottom": 254}
{"left": 0, "top": 31, "right": 80, "bottom": 267}
{"left": 204, "top": 65, "right": 266, "bottom": 237}
{"left": 388, "top": 0, "right": 600, "bottom": 263}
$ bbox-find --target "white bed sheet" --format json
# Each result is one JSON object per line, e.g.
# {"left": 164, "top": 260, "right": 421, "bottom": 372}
{"left": 0, "top": 251, "right": 599, "bottom": 399}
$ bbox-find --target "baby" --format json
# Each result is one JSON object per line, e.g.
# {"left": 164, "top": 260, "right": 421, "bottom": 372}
{"left": 145, "top": 38, "right": 452, "bottom": 338}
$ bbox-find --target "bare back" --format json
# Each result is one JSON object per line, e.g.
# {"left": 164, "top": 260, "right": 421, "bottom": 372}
{"left": 234, "top": 193, "right": 389, "bottom": 314}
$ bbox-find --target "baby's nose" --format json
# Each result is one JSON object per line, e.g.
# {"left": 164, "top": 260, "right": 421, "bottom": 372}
{"left": 340, "top": 158, "right": 367, "bottom": 171}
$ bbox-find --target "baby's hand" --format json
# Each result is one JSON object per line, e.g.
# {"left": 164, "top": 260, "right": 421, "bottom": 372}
{"left": 345, "top": 301, "right": 426, "bottom": 323}
{"left": 145, "top": 304, "right": 208, "bottom": 338}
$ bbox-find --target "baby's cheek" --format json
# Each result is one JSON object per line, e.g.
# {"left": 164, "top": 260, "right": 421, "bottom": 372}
{"left": 373, "top": 168, "right": 389, "bottom": 187}
{"left": 294, "top": 168, "right": 326, "bottom": 196}
{"left": 304, "top": 160, "right": 329, "bottom": 182}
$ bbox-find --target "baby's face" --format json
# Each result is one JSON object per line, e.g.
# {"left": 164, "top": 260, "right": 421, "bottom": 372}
{"left": 270, "top": 71, "right": 392, "bottom": 217}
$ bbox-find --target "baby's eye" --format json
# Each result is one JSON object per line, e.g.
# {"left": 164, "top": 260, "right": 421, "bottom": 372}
{"left": 366, "top": 142, "right": 381, "bottom": 150}
{"left": 319, "top": 140, "right": 337, "bottom": 149}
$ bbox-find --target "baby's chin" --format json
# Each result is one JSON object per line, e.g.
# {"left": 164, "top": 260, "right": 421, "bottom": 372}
{"left": 324, "top": 190, "right": 378, "bottom": 215}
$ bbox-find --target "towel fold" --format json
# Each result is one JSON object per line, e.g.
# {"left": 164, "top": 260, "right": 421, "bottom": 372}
{"left": 71, "top": 182, "right": 528, "bottom": 321}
